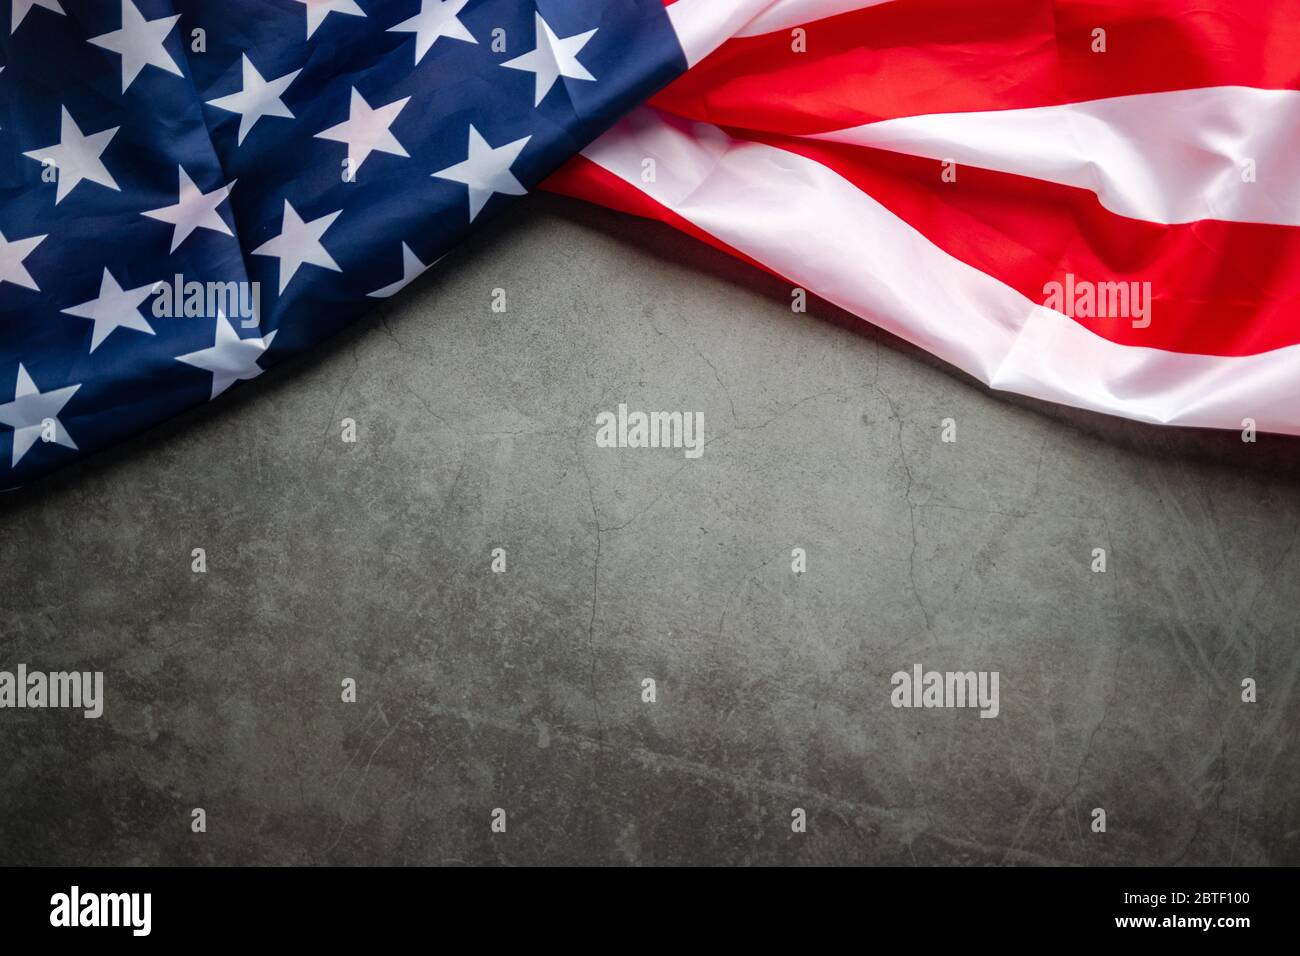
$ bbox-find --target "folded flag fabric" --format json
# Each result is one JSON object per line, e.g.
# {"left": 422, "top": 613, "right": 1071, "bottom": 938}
{"left": 0, "top": 0, "right": 689, "bottom": 489}
{"left": 2, "top": 1, "right": 1297, "bottom": 492}
{"left": 549, "top": 0, "right": 1300, "bottom": 436}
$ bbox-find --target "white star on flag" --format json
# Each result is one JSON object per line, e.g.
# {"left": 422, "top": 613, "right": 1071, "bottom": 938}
{"left": 501, "top": 13, "right": 597, "bottom": 107}
{"left": 176, "top": 312, "right": 277, "bottom": 400}
{"left": 294, "top": 0, "right": 365, "bottom": 40}
{"left": 432, "top": 125, "right": 530, "bottom": 222}
{"left": 60, "top": 267, "right": 157, "bottom": 353}
{"left": 0, "top": 230, "right": 47, "bottom": 291}
{"left": 0, "top": 363, "right": 79, "bottom": 467}
{"left": 387, "top": 0, "right": 476, "bottom": 64}
{"left": 252, "top": 200, "right": 343, "bottom": 293}
{"left": 10, "top": 0, "right": 63, "bottom": 36}
{"left": 22, "top": 106, "right": 120, "bottom": 205}
{"left": 368, "top": 243, "right": 443, "bottom": 298}
{"left": 315, "top": 88, "right": 411, "bottom": 176}
{"left": 142, "top": 166, "right": 236, "bottom": 253}
{"left": 206, "top": 55, "right": 302, "bottom": 146}
{"left": 87, "top": 0, "right": 182, "bottom": 93}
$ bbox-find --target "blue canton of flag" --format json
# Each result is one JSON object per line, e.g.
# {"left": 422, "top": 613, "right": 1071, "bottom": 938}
{"left": 0, "top": 0, "right": 686, "bottom": 489}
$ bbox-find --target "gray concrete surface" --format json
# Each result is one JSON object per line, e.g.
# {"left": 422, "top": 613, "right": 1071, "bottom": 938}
{"left": 1, "top": 193, "right": 1298, "bottom": 866}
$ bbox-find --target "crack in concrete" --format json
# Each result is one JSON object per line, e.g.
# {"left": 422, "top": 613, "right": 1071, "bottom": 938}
{"left": 690, "top": 341, "right": 738, "bottom": 427}
{"left": 872, "top": 382, "right": 931, "bottom": 635}
{"left": 716, "top": 549, "right": 788, "bottom": 644}
{"left": 573, "top": 421, "right": 607, "bottom": 747}
{"left": 421, "top": 701, "right": 1071, "bottom": 866}
{"left": 1049, "top": 511, "right": 1123, "bottom": 862}
{"left": 315, "top": 342, "right": 361, "bottom": 461}
{"left": 324, "top": 703, "right": 396, "bottom": 856}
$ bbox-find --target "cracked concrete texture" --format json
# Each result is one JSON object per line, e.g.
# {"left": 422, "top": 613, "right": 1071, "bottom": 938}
{"left": 1, "top": 194, "right": 1298, "bottom": 866}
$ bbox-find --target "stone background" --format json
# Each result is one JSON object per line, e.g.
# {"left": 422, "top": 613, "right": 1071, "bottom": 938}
{"left": 2, "top": 194, "right": 1297, "bottom": 865}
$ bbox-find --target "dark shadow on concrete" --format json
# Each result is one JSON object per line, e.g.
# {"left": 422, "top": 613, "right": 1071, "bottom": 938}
{"left": 5, "top": 190, "right": 1298, "bottom": 518}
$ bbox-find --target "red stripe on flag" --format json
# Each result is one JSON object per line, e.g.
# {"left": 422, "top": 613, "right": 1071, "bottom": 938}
{"left": 745, "top": 134, "right": 1300, "bottom": 356}
{"left": 651, "top": 0, "right": 1300, "bottom": 133}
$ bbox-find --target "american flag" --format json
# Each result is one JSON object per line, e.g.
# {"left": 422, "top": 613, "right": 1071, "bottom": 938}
{"left": 1, "top": 0, "right": 1296, "bottom": 491}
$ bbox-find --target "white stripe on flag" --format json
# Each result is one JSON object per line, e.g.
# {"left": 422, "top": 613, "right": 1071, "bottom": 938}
{"left": 809, "top": 85, "right": 1300, "bottom": 227}
{"left": 666, "top": 0, "right": 783, "bottom": 66}
{"left": 580, "top": 108, "right": 1300, "bottom": 433}
{"left": 734, "top": 0, "right": 898, "bottom": 37}
{"left": 667, "top": 0, "right": 899, "bottom": 64}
